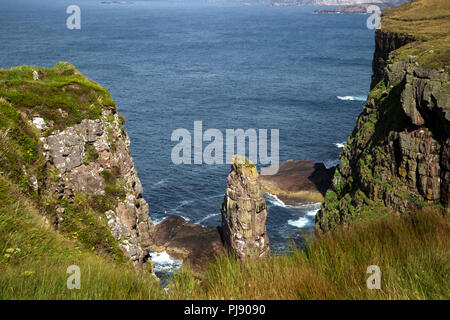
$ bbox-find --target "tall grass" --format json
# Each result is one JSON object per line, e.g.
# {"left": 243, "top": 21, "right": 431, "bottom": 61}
{"left": 0, "top": 178, "right": 164, "bottom": 300}
{"left": 167, "top": 210, "right": 449, "bottom": 300}
{"left": 1, "top": 173, "right": 448, "bottom": 299}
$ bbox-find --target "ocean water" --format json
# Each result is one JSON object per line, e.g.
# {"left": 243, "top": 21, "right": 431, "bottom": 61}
{"left": 0, "top": 0, "right": 374, "bottom": 256}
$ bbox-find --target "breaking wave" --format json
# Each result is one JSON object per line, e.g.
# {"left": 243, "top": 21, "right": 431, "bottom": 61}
{"left": 334, "top": 142, "right": 346, "bottom": 148}
{"left": 287, "top": 203, "right": 321, "bottom": 228}
{"left": 196, "top": 212, "right": 220, "bottom": 225}
{"left": 265, "top": 193, "right": 286, "bottom": 207}
{"left": 149, "top": 251, "right": 182, "bottom": 273}
{"left": 337, "top": 95, "right": 366, "bottom": 101}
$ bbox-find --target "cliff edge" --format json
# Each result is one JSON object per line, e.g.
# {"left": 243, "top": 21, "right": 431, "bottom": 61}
{"left": 0, "top": 63, "right": 154, "bottom": 271}
{"left": 317, "top": 0, "right": 450, "bottom": 231}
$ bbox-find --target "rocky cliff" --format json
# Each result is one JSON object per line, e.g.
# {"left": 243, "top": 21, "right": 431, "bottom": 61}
{"left": 221, "top": 155, "right": 270, "bottom": 259}
{"left": 0, "top": 63, "right": 154, "bottom": 271}
{"left": 317, "top": 0, "right": 449, "bottom": 231}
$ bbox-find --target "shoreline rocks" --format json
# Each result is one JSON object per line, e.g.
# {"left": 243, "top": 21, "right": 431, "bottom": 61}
{"left": 149, "top": 216, "right": 224, "bottom": 273}
{"left": 259, "top": 160, "right": 335, "bottom": 205}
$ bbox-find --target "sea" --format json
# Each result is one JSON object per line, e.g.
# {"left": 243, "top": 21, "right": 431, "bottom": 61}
{"left": 0, "top": 0, "right": 374, "bottom": 274}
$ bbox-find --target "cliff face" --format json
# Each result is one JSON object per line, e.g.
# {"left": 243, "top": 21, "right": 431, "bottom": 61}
{"left": 0, "top": 63, "right": 154, "bottom": 271}
{"left": 317, "top": 0, "right": 449, "bottom": 231}
{"left": 41, "top": 109, "right": 154, "bottom": 268}
{"left": 371, "top": 29, "right": 416, "bottom": 89}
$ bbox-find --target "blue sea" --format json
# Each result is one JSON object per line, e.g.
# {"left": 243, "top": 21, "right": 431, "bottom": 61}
{"left": 0, "top": 0, "right": 373, "bottom": 256}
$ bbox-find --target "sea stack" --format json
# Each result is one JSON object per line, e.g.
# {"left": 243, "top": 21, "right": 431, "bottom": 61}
{"left": 221, "top": 155, "right": 270, "bottom": 259}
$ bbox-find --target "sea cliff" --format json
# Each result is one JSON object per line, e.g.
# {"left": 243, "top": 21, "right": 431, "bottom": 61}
{"left": 317, "top": 0, "right": 449, "bottom": 231}
{"left": 0, "top": 63, "right": 155, "bottom": 272}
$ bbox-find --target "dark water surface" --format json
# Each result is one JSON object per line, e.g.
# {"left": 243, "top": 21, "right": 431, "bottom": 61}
{"left": 0, "top": 0, "right": 374, "bottom": 255}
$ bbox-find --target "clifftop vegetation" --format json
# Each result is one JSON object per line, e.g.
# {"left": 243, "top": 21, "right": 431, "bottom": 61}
{"left": 382, "top": 0, "right": 450, "bottom": 71}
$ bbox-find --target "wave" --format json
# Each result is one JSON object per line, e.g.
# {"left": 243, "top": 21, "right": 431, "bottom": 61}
{"left": 288, "top": 216, "right": 314, "bottom": 228}
{"left": 152, "top": 215, "right": 191, "bottom": 226}
{"left": 196, "top": 212, "right": 220, "bottom": 225}
{"left": 149, "top": 251, "right": 182, "bottom": 273}
{"left": 287, "top": 204, "right": 321, "bottom": 228}
{"left": 149, "top": 178, "right": 169, "bottom": 189}
{"left": 337, "top": 95, "right": 367, "bottom": 101}
{"left": 265, "top": 193, "right": 287, "bottom": 208}
{"left": 334, "top": 142, "right": 346, "bottom": 148}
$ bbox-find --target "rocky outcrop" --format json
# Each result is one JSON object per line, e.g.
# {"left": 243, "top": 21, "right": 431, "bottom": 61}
{"left": 38, "top": 109, "right": 154, "bottom": 269}
{"left": 221, "top": 155, "right": 270, "bottom": 259}
{"left": 317, "top": 28, "right": 449, "bottom": 231}
{"left": 259, "top": 160, "right": 335, "bottom": 204}
{"left": 149, "top": 216, "right": 224, "bottom": 273}
{"left": 371, "top": 29, "right": 416, "bottom": 89}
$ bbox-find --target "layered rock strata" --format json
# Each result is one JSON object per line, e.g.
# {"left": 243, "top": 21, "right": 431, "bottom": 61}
{"left": 39, "top": 109, "right": 154, "bottom": 269}
{"left": 221, "top": 155, "right": 270, "bottom": 259}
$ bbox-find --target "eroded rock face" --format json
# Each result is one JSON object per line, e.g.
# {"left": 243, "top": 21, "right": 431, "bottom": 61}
{"left": 149, "top": 216, "right": 224, "bottom": 273}
{"left": 318, "top": 29, "right": 449, "bottom": 232}
{"left": 221, "top": 155, "right": 270, "bottom": 259}
{"left": 371, "top": 29, "right": 416, "bottom": 89}
{"left": 39, "top": 110, "right": 154, "bottom": 269}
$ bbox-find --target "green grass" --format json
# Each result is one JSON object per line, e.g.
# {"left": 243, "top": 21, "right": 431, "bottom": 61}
{"left": 2, "top": 168, "right": 447, "bottom": 299}
{"left": 167, "top": 209, "right": 449, "bottom": 300}
{"left": 0, "top": 178, "right": 163, "bottom": 299}
{"left": 0, "top": 62, "right": 116, "bottom": 133}
{"left": 382, "top": 0, "right": 450, "bottom": 72}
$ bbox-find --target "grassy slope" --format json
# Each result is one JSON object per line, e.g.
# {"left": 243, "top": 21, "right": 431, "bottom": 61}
{"left": 382, "top": 0, "right": 450, "bottom": 72}
{"left": 0, "top": 178, "right": 163, "bottom": 299}
{"left": 168, "top": 210, "right": 449, "bottom": 299}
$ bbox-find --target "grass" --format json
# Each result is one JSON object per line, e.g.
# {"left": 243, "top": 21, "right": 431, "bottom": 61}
{"left": 167, "top": 209, "right": 449, "bottom": 300}
{"left": 3, "top": 172, "right": 447, "bottom": 300}
{"left": 2, "top": 166, "right": 447, "bottom": 299}
{"left": 0, "top": 62, "right": 116, "bottom": 133}
{"left": 0, "top": 178, "right": 163, "bottom": 299}
{"left": 382, "top": 0, "right": 450, "bottom": 40}
{"left": 381, "top": 0, "right": 450, "bottom": 72}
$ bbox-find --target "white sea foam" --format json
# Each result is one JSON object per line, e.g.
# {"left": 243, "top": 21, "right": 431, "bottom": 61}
{"left": 149, "top": 251, "right": 182, "bottom": 273}
{"left": 265, "top": 193, "right": 286, "bottom": 208}
{"left": 287, "top": 203, "right": 321, "bottom": 228}
{"left": 337, "top": 95, "right": 366, "bottom": 101}
{"left": 334, "top": 142, "right": 346, "bottom": 148}
{"left": 175, "top": 199, "right": 195, "bottom": 209}
{"left": 196, "top": 212, "right": 220, "bottom": 225}
{"left": 151, "top": 215, "right": 191, "bottom": 226}
{"left": 150, "top": 178, "right": 168, "bottom": 189}
{"left": 288, "top": 216, "right": 313, "bottom": 228}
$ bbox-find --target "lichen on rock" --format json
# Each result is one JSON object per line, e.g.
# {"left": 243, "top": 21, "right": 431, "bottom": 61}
{"left": 221, "top": 155, "right": 270, "bottom": 259}
{"left": 317, "top": 2, "right": 449, "bottom": 232}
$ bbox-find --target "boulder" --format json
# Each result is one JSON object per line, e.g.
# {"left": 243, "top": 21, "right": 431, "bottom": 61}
{"left": 149, "top": 216, "right": 224, "bottom": 273}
